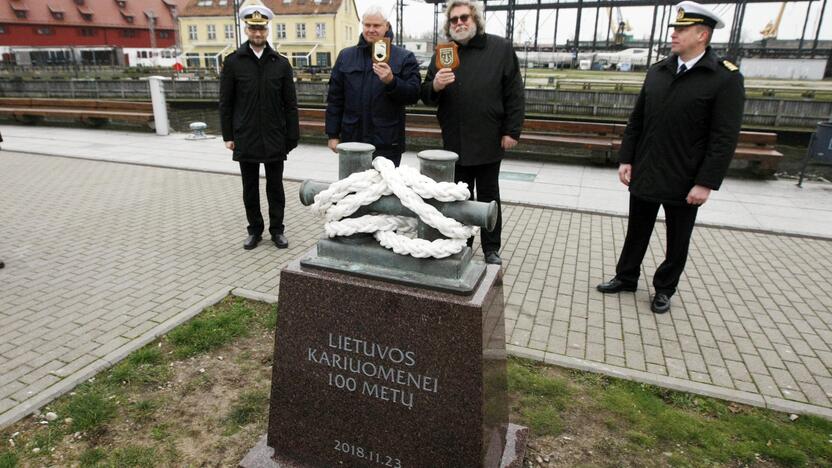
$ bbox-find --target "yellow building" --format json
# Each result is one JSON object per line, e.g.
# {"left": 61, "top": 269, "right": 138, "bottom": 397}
{"left": 269, "top": 0, "right": 360, "bottom": 69}
{"left": 177, "top": 0, "right": 237, "bottom": 69}
{"left": 177, "top": 0, "right": 359, "bottom": 70}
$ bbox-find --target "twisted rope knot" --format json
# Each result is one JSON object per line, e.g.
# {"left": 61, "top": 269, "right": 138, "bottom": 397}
{"left": 310, "top": 157, "right": 479, "bottom": 258}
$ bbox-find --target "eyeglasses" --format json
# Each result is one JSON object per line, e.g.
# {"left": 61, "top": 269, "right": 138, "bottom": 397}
{"left": 449, "top": 14, "right": 471, "bottom": 24}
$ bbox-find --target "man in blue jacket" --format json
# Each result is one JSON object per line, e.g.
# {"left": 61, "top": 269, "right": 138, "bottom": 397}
{"left": 325, "top": 6, "right": 421, "bottom": 166}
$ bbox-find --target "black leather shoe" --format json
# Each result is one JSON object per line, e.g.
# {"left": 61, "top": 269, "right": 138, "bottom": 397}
{"left": 484, "top": 251, "right": 502, "bottom": 265}
{"left": 596, "top": 278, "right": 637, "bottom": 293}
{"left": 273, "top": 234, "right": 289, "bottom": 249}
{"left": 243, "top": 234, "right": 261, "bottom": 250}
{"left": 651, "top": 293, "right": 671, "bottom": 314}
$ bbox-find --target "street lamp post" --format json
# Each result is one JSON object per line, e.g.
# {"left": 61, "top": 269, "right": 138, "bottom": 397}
{"left": 233, "top": 0, "right": 241, "bottom": 48}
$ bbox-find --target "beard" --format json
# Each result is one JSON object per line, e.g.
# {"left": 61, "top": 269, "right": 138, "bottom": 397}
{"left": 450, "top": 25, "right": 476, "bottom": 44}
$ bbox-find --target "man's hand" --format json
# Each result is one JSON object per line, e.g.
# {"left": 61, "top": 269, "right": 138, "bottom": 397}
{"left": 372, "top": 62, "right": 394, "bottom": 85}
{"left": 327, "top": 138, "right": 340, "bottom": 154}
{"left": 501, "top": 135, "right": 518, "bottom": 150}
{"left": 686, "top": 185, "right": 711, "bottom": 206}
{"left": 225, "top": 141, "right": 235, "bottom": 151}
{"left": 432, "top": 68, "right": 455, "bottom": 92}
{"left": 618, "top": 163, "right": 632, "bottom": 186}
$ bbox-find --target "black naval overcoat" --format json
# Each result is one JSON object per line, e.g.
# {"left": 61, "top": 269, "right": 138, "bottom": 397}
{"left": 219, "top": 41, "right": 300, "bottom": 163}
{"left": 618, "top": 47, "right": 745, "bottom": 205}
{"left": 421, "top": 33, "right": 525, "bottom": 167}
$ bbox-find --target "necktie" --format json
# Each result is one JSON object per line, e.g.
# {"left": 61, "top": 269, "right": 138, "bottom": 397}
{"left": 677, "top": 64, "right": 688, "bottom": 75}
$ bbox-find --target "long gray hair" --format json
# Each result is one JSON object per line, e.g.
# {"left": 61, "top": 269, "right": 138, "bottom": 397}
{"left": 442, "top": 0, "right": 486, "bottom": 39}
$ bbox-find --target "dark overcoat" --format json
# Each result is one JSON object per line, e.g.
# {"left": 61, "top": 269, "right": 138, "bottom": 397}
{"left": 219, "top": 41, "right": 300, "bottom": 163}
{"left": 618, "top": 47, "right": 745, "bottom": 204}
{"left": 421, "top": 33, "right": 525, "bottom": 167}
{"left": 324, "top": 33, "right": 421, "bottom": 158}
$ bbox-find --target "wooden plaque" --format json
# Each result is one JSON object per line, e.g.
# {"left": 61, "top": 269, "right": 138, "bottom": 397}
{"left": 372, "top": 38, "right": 391, "bottom": 64}
{"left": 435, "top": 42, "right": 459, "bottom": 70}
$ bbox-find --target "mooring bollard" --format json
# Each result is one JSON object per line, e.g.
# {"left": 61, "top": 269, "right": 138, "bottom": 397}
{"left": 417, "top": 150, "right": 458, "bottom": 241}
{"left": 335, "top": 142, "right": 374, "bottom": 180}
{"left": 186, "top": 122, "right": 209, "bottom": 140}
{"left": 297, "top": 145, "right": 498, "bottom": 293}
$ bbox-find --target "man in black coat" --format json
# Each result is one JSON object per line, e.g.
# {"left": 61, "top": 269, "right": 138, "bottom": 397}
{"left": 325, "top": 6, "right": 421, "bottom": 167}
{"left": 421, "top": 0, "right": 525, "bottom": 265}
{"left": 597, "top": 1, "right": 745, "bottom": 314}
{"left": 219, "top": 4, "right": 300, "bottom": 250}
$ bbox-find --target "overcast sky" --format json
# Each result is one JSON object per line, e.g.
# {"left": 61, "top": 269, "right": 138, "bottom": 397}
{"left": 357, "top": 0, "right": 832, "bottom": 44}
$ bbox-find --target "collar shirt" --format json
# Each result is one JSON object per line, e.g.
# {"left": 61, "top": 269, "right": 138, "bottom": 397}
{"left": 677, "top": 49, "right": 706, "bottom": 74}
{"left": 250, "top": 44, "right": 264, "bottom": 59}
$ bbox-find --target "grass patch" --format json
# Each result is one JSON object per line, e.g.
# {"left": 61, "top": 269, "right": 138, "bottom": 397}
{"left": 109, "top": 445, "right": 158, "bottom": 467}
{"left": 129, "top": 399, "right": 158, "bottom": 424}
{"left": 149, "top": 423, "right": 171, "bottom": 442}
{"left": 259, "top": 304, "right": 279, "bottom": 330}
{"left": 0, "top": 296, "right": 278, "bottom": 467}
{"left": 595, "top": 378, "right": 832, "bottom": 466}
{"left": 507, "top": 356, "right": 832, "bottom": 466}
{"left": 65, "top": 389, "right": 118, "bottom": 434}
{"left": 29, "top": 423, "right": 66, "bottom": 455}
{"left": 507, "top": 360, "right": 569, "bottom": 437}
{"left": 108, "top": 349, "right": 171, "bottom": 389}
{"left": 167, "top": 298, "right": 267, "bottom": 358}
{"left": 79, "top": 448, "right": 106, "bottom": 467}
{"left": 227, "top": 388, "right": 270, "bottom": 428}
{"left": 0, "top": 452, "right": 18, "bottom": 468}
{"left": 3, "top": 297, "right": 831, "bottom": 467}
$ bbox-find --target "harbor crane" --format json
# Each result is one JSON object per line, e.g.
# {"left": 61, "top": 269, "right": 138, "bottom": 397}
{"left": 760, "top": 1, "right": 787, "bottom": 39}
{"left": 607, "top": 6, "right": 632, "bottom": 45}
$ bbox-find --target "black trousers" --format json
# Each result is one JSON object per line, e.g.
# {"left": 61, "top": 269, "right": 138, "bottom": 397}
{"left": 239, "top": 161, "right": 285, "bottom": 238}
{"left": 455, "top": 161, "right": 502, "bottom": 253}
{"left": 615, "top": 195, "right": 699, "bottom": 296}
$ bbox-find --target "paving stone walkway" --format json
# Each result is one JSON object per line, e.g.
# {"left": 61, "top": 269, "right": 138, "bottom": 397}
{"left": 1, "top": 152, "right": 831, "bottom": 429}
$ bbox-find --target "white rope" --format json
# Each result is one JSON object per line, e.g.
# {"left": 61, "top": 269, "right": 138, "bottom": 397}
{"left": 310, "top": 157, "right": 479, "bottom": 258}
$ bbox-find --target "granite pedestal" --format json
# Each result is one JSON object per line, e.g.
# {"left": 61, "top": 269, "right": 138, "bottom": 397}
{"left": 244, "top": 252, "right": 525, "bottom": 467}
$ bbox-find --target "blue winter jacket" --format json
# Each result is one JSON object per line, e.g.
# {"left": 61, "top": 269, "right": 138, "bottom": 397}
{"left": 325, "top": 32, "right": 421, "bottom": 160}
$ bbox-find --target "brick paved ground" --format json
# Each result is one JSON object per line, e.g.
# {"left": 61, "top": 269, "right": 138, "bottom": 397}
{"left": 0, "top": 153, "right": 322, "bottom": 426}
{"left": 2, "top": 152, "right": 831, "bottom": 428}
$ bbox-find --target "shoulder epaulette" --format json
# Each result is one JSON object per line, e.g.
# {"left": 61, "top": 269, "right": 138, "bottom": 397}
{"left": 722, "top": 60, "right": 738, "bottom": 72}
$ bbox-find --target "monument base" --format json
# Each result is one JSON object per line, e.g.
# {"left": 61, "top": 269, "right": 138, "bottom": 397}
{"left": 262, "top": 256, "right": 517, "bottom": 467}
{"left": 240, "top": 424, "right": 529, "bottom": 468}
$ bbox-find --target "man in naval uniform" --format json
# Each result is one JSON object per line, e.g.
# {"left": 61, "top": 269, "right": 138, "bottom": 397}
{"left": 219, "top": 4, "right": 300, "bottom": 250}
{"left": 596, "top": 1, "right": 745, "bottom": 314}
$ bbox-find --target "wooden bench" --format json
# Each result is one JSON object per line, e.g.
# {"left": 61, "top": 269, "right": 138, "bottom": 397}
{"left": 299, "top": 108, "right": 783, "bottom": 175}
{"left": 0, "top": 98, "right": 154, "bottom": 128}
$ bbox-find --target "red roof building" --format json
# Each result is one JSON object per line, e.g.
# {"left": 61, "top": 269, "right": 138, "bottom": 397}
{"left": 0, "top": 0, "right": 190, "bottom": 64}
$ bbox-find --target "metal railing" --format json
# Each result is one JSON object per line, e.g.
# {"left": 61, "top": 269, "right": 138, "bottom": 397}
{"left": 1, "top": 79, "right": 830, "bottom": 130}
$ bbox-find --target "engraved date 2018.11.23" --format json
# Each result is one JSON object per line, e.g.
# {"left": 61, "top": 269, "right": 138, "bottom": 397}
{"left": 334, "top": 440, "right": 402, "bottom": 467}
